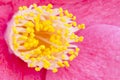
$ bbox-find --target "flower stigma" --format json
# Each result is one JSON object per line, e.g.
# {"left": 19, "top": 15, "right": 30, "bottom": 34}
{"left": 5, "top": 3, "right": 85, "bottom": 73}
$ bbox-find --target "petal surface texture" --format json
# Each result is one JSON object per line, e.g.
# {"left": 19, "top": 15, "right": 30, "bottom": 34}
{"left": 0, "top": 0, "right": 120, "bottom": 80}
{"left": 46, "top": 24, "right": 120, "bottom": 80}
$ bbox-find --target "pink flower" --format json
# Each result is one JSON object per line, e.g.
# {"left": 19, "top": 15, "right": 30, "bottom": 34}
{"left": 0, "top": 0, "right": 120, "bottom": 80}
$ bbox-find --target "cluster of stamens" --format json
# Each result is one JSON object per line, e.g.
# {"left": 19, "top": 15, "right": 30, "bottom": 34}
{"left": 5, "top": 3, "right": 85, "bottom": 73}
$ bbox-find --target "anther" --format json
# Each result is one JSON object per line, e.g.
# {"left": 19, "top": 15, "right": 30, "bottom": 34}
{"left": 35, "top": 67, "right": 41, "bottom": 71}
{"left": 52, "top": 68, "right": 58, "bottom": 73}
{"left": 6, "top": 3, "right": 85, "bottom": 73}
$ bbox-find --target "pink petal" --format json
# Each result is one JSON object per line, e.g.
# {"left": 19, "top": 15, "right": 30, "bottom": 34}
{"left": 10, "top": 0, "right": 82, "bottom": 12}
{"left": 1, "top": 0, "right": 120, "bottom": 26}
{"left": 1, "top": 0, "right": 120, "bottom": 80}
{"left": 49, "top": 0, "right": 82, "bottom": 4}
{"left": 61, "top": 0, "right": 120, "bottom": 27}
{"left": 46, "top": 24, "right": 120, "bottom": 80}
{"left": 11, "top": 0, "right": 41, "bottom": 12}
{"left": 0, "top": 2, "right": 47, "bottom": 80}
{"left": 0, "top": 39, "right": 47, "bottom": 80}
{"left": 0, "top": 0, "right": 11, "bottom": 4}
{"left": 0, "top": 4, "right": 12, "bottom": 30}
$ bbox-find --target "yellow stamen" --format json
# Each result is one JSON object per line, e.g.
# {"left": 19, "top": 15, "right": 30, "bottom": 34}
{"left": 8, "top": 3, "right": 85, "bottom": 73}
{"left": 64, "top": 10, "right": 69, "bottom": 17}
{"left": 52, "top": 68, "right": 58, "bottom": 73}
{"left": 79, "top": 36, "right": 84, "bottom": 42}
{"left": 72, "top": 16, "right": 76, "bottom": 20}
{"left": 12, "top": 26, "right": 18, "bottom": 34}
{"left": 43, "top": 59, "right": 51, "bottom": 69}
{"left": 29, "top": 12, "right": 34, "bottom": 16}
{"left": 69, "top": 55, "right": 76, "bottom": 61}
{"left": 23, "top": 6, "right": 27, "bottom": 10}
{"left": 57, "top": 61, "right": 64, "bottom": 67}
{"left": 33, "top": 3, "right": 37, "bottom": 8}
{"left": 78, "top": 24, "right": 85, "bottom": 29}
{"left": 63, "top": 61, "right": 70, "bottom": 67}
{"left": 19, "top": 6, "right": 23, "bottom": 10}
{"left": 60, "top": 13, "right": 64, "bottom": 17}
{"left": 24, "top": 54, "right": 30, "bottom": 60}
{"left": 29, "top": 63, "right": 34, "bottom": 67}
{"left": 47, "top": 4, "right": 53, "bottom": 9}
{"left": 72, "top": 22, "right": 77, "bottom": 26}
{"left": 59, "top": 8, "right": 63, "bottom": 13}
{"left": 60, "top": 17, "right": 66, "bottom": 22}
{"left": 76, "top": 47, "right": 80, "bottom": 52}
{"left": 69, "top": 13, "right": 73, "bottom": 18}
{"left": 69, "top": 50, "right": 74, "bottom": 55}
{"left": 62, "top": 54, "right": 66, "bottom": 60}
{"left": 35, "top": 67, "right": 41, "bottom": 71}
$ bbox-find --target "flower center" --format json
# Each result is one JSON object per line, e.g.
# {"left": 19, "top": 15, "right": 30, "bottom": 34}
{"left": 5, "top": 3, "right": 85, "bottom": 73}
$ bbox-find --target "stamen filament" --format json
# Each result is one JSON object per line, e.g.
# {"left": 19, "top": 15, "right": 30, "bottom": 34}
{"left": 5, "top": 3, "right": 85, "bottom": 73}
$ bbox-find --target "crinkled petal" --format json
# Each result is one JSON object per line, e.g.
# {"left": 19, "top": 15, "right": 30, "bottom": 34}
{"left": 46, "top": 24, "right": 120, "bottom": 80}
{"left": 3, "top": 0, "right": 120, "bottom": 26}
{"left": 1, "top": 0, "right": 120, "bottom": 80}
{"left": 68, "top": 0, "right": 120, "bottom": 26}
{"left": 50, "top": 0, "right": 83, "bottom": 4}
{"left": 0, "top": 2, "right": 47, "bottom": 80}
{"left": 0, "top": 0, "right": 11, "bottom": 4}
{"left": 0, "top": 4, "right": 12, "bottom": 30}
{"left": 0, "top": 39, "right": 47, "bottom": 80}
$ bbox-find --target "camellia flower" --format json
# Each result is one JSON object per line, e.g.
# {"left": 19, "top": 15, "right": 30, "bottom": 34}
{"left": 0, "top": 0, "right": 120, "bottom": 80}
{"left": 5, "top": 3, "right": 85, "bottom": 73}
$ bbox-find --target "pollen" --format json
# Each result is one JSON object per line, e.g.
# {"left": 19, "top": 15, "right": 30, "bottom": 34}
{"left": 52, "top": 68, "right": 58, "bottom": 73}
{"left": 78, "top": 24, "right": 85, "bottom": 29}
{"left": 35, "top": 67, "right": 41, "bottom": 71}
{"left": 5, "top": 3, "right": 85, "bottom": 73}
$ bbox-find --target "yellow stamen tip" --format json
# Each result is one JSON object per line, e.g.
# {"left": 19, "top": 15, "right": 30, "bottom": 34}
{"left": 29, "top": 63, "right": 34, "bottom": 67}
{"left": 76, "top": 47, "right": 80, "bottom": 52}
{"left": 57, "top": 61, "right": 64, "bottom": 67}
{"left": 72, "top": 22, "right": 77, "bottom": 26}
{"left": 35, "top": 67, "right": 41, "bottom": 71}
{"left": 7, "top": 3, "right": 85, "bottom": 73}
{"left": 79, "top": 36, "right": 84, "bottom": 42}
{"left": 12, "top": 26, "right": 18, "bottom": 34}
{"left": 63, "top": 61, "right": 70, "bottom": 67}
{"left": 69, "top": 55, "right": 76, "bottom": 61}
{"left": 52, "top": 68, "right": 58, "bottom": 73}
{"left": 33, "top": 3, "right": 37, "bottom": 8}
{"left": 48, "top": 4, "right": 53, "bottom": 8}
{"left": 69, "top": 13, "right": 73, "bottom": 18}
{"left": 23, "top": 6, "right": 27, "bottom": 10}
{"left": 62, "top": 54, "right": 66, "bottom": 60}
{"left": 72, "top": 16, "right": 76, "bottom": 20}
{"left": 59, "top": 7, "right": 63, "bottom": 12}
{"left": 19, "top": 6, "right": 23, "bottom": 10}
{"left": 78, "top": 24, "right": 85, "bottom": 29}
